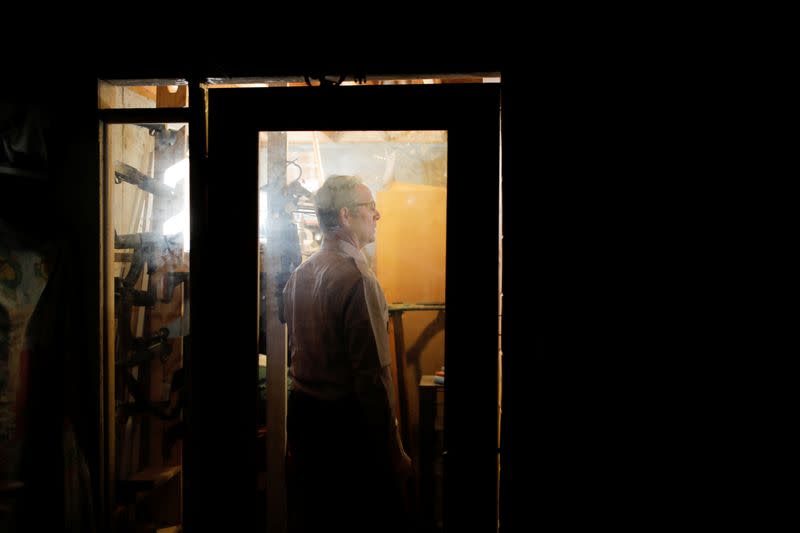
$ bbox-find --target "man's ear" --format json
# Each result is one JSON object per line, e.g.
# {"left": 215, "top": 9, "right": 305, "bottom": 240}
{"left": 338, "top": 206, "right": 350, "bottom": 227}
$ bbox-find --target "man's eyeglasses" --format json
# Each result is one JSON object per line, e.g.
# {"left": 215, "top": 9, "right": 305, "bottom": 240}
{"left": 350, "top": 201, "right": 376, "bottom": 211}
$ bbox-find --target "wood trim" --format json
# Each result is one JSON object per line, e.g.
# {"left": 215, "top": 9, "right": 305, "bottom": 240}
{"left": 98, "top": 108, "right": 191, "bottom": 125}
{"left": 156, "top": 86, "right": 188, "bottom": 108}
{"left": 264, "top": 131, "right": 288, "bottom": 533}
{"left": 100, "top": 121, "right": 116, "bottom": 532}
{"left": 130, "top": 86, "right": 157, "bottom": 101}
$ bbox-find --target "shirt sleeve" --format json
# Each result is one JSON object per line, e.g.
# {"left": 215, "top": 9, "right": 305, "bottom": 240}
{"left": 343, "top": 276, "right": 397, "bottom": 444}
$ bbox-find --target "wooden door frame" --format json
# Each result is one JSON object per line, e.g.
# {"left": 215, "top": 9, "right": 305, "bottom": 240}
{"left": 189, "top": 83, "right": 501, "bottom": 532}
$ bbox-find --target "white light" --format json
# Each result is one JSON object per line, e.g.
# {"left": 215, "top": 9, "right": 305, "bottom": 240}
{"left": 163, "top": 210, "right": 189, "bottom": 252}
{"left": 304, "top": 178, "right": 321, "bottom": 192}
{"left": 163, "top": 158, "right": 190, "bottom": 252}
{"left": 164, "top": 158, "right": 189, "bottom": 188}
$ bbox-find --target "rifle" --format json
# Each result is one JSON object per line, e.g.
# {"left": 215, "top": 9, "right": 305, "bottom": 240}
{"left": 134, "top": 123, "right": 178, "bottom": 148}
{"left": 114, "top": 161, "right": 179, "bottom": 200}
{"left": 116, "top": 327, "right": 172, "bottom": 368}
{"left": 115, "top": 230, "right": 183, "bottom": 289}
{"left": 114, "top": 276, "right": 156, "bottom": 308}
{"left": 161, "top": 271, "right": 189, "bottom": 303}
{"left": 117, "top": 366, "right": 185, "bottom": 462}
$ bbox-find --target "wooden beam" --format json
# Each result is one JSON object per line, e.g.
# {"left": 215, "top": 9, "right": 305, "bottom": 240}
{"left": 130, "top": 86, "right": 157, "bottom": 102}
{"left": 156, "top": 86, "right": 188, "bottom": 108}
{"left": 265, "top": 131, "right": 288, "bottom": 533}
{"left": 259, "top": 130, "right": 448, "bottom": 145}
{"left": 101, "top": 122, "right": 116, "bottom": 531}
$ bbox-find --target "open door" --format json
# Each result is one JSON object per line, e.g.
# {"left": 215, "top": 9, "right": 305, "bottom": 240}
{"left": 189, "top": 83, "right": 500, "bottom": 532}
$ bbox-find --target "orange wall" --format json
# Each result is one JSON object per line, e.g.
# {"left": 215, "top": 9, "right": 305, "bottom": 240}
{"left": 376, "top": 181, "right": 446, "bottom": 305}
{"left": 375, "top": 180, "right": 447, "bottom": 480}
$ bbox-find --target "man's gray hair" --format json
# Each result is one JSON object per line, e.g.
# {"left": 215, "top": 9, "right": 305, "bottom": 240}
{"left": 314, "top": 174, "right": 363, "bottom": 231}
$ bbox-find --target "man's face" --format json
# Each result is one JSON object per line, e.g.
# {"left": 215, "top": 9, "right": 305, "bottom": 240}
{"left": 346, "top": 183, "right": 381, "bottom": 248}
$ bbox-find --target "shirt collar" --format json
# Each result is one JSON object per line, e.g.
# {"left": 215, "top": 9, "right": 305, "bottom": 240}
{"left": 321, "top": 229, "right": 368, "bottom": 266}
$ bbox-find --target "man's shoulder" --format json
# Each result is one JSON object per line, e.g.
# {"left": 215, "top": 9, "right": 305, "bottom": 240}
{"left": 302, "top": 250, "right": 364, "bottom": 283}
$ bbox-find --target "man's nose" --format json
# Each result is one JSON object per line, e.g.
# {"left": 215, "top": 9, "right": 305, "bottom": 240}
{"left": 375, "top": 209, "right": 381, "bottom": 220}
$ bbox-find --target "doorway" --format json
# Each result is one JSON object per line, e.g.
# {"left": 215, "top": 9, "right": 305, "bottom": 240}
{"left": 195, "top": 82, "right": 501, "bottom": 532}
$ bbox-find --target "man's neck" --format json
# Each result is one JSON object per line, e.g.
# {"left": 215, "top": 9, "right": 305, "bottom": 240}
{"left": 323, "top": 227, "right": 361, "bottom": 250}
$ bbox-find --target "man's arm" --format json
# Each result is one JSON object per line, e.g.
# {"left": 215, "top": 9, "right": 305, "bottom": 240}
{"left": 343, "top": 277, "right": 411, "bottom": 475}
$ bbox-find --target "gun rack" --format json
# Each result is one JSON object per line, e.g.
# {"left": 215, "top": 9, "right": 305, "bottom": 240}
{"left": 107, "top": 119, "right": 189, "bottom": 533}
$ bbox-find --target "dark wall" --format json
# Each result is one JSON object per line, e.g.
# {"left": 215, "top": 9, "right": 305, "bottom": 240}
{"left": 1, "top": 62, "right": 100, "bottom": 530}
{"left": 1, "top": 44, "right": 602, "bottom": 532}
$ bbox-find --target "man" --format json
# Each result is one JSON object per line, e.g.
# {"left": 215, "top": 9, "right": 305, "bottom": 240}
{"left": 283, "top": 174, "right": 412, "bottom": 533}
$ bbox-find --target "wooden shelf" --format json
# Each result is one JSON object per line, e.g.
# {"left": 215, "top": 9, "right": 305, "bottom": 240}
{"left": 117, "top": 465, "right": 181, "bottom": 503}
{"left": 125, "top": 465, "right": 182, "bottom": 491}
{"left": 388, "top": 303, "right": 445, "bottom": 313}
{"left": 419, "top": 375, "right": 444, "bottom": 388}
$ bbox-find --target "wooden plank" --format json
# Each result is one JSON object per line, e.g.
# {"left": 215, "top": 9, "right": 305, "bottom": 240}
{"left": 439, "top": 77, "right": 485, "bottom": 84}
{"left": 123, "top": 87, "right": 158, "bottom": 109}
{"left": 264, "top": 131, "right": 288, "bottom": 533}
{"left": 390, "top": 312, "right": 408, "bottom": 442}
{"left": 127, "top": 189, "right": 144, "bottom": 235}
{"left": 262, "top": 130, "right": 448, "bottom": 145}
{"left": 389, "top": 303, "right": 445, "bottom": 312}
{"left": 118, "top": 415, "right": 134, "bottom": 481}
{"left": 387, "top": 319, "right": 403, "bottom": 438}
{"left": 125, "top": 465, "right": 182, "bottom": 489}
{"left": 157, "top": 86, "right": 188, "bottom": 108}
{"left": 130, "top": 86, "right": 157, "bottom": 102}
{"left": 116, "top": 464, "right": 181, "bottom": 509}
{"left": 311, "top": 131, "right": 325, "bottom": 179}
{"left": 146, "top": 125, "right": 187, "bottom": 469}
{"left": 99, "top": 108, "right": 191, "bottom": 125}
{"left": 102, "top": 122, "right": 117, "bottom": 526}
{"left": 132, "top": 191, "right": 154, "bottom": 341}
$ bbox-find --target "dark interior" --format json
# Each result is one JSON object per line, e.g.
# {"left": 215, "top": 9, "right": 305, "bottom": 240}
{"left": 1, "top": 36, "right": 672, "bottom": 532}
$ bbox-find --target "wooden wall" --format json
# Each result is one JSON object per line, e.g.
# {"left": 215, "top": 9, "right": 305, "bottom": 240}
{"left": 375, "top": 180, "right": 447, "bottom": 473}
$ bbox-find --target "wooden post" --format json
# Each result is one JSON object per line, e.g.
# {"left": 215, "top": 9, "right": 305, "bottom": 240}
{"left": 265, "top": 131, "right": 288, "bottom": 533}
{"left": 390, "top": 311, "right": 408, "bottom": 443}
{"left": 101, "top": 123, "right": 115, "bottom": 530}
{"left": 145, "top": 125, "right": 186, "bottom": 469}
